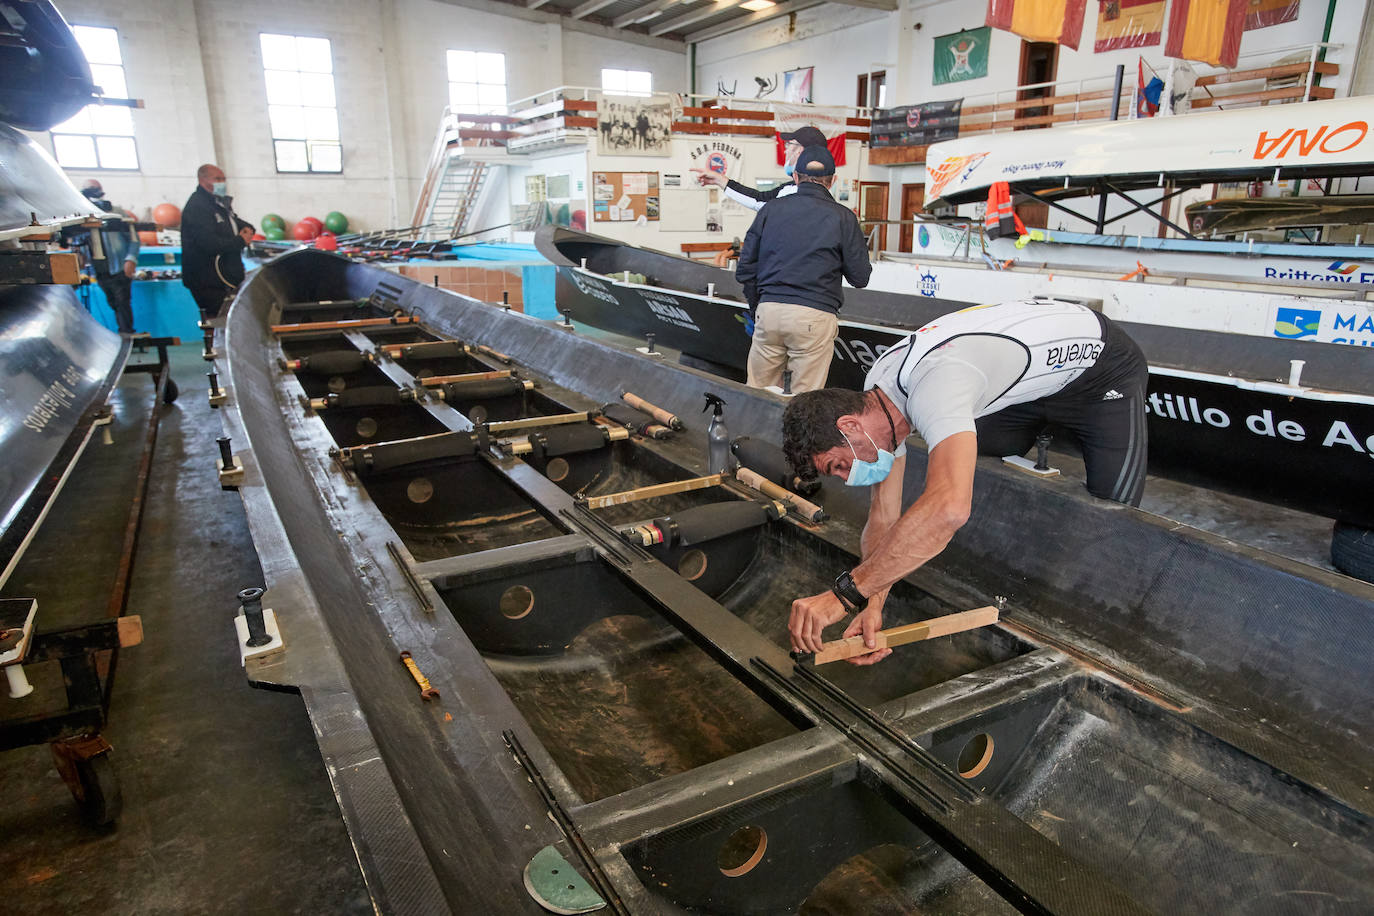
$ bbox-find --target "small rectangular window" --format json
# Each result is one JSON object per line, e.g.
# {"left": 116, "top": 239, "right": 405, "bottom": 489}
{"left": 261, "top": 32, "right": 342, "bottom": 173}
{"left": 602, "top": 69, "right": 652, "bottom": 97}
{"left": 50, "top": 26, "right": 139, "bottom": 170}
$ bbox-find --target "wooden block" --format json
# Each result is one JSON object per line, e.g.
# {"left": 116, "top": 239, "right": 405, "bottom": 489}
{"left": 48, "top": 252, "right": 81, "bottom": 285}
{"left": 812, "top": 606, "right": 999, "bottom": 665}
{"left": 117, "top": 615, "right": 144, "bottom": 647}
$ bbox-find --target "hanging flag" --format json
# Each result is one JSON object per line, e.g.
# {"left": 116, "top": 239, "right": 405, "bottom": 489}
{"left": 1134, "top": 57, "right": 1163, "bottom": 118}
{"left": 1243, "top": 0, "right": 1300, "bottom": 30}
{"left": 933, "top": 28, "right": 991, "bottom": 84}
{"left": 1164, "top": 0, "right": 1246, "bottom": 68}
{"left": 986, "top": 0, "right": 1089, "bottom": 50}
{"left": 771, "top": 103, "right": 848, "bottom": 166}
{"left": 1094, "top": 0, "right": 1165, "bottom": 53}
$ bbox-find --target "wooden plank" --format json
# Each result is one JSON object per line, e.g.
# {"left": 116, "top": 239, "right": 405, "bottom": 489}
{"left": 487, "top": 412, "right": 593, "bottom": 435}
{"left": 583, "top": 474, "right": 723, "bottom": 510}
{"left": 418, "top": 370, "right": 513, "bottom": 387}
{"left": 509, "top": 115, "right": 597, "bottom": 135}
{"left": 812, "top": 606, "right": 999, "bottom": 664}
{"left": 868, "top": 144, "right": 930, "bottom": 166}
{"left": 671, "top": 121, "right": 775, "bottom": 137}
{"left": 680, "top": 105, "right": 774, "bottom": 120}
{"left": 562, "top": 98, "right": 599, "bottom": 112}
{"left": 680, "top": 242, "right": 735, "bottom": 253}
{"left": 1192, "top": 85, "right": 1334, "bottom": 108}
{"left": 845, "top": 131, "right": 868, "bottom": 142}
{"left": 1196, "top": 60, "right": 1338, "bottom": 87}
{"left": 846, "top": 116, "right": 871, "bottom": 127}
{"left": 960, "top": 88, "right": 1114, "bottom": 117}
{"left": 457, "top": 129, "right": 515, "bottom": 140}
{"left": 566, "top": 115, "right": 598, "bottom": 128}
{"left": 271, "top": 316, "right": 418, "bottom": 334}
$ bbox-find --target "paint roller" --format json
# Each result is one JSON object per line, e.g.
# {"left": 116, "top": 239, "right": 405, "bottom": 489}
{"left": 623, "top": 501, "right": 770, "bottom": 548}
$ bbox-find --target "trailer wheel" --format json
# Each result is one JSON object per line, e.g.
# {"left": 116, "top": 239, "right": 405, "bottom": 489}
{"left": 1331, "top": 522, "right": 1374, "bottom": 583}
{"left": 163, "top": 377, "right": 179, "bottom": 404}
{"left": 74, "top": 753, "right": 122, "bottom": 826}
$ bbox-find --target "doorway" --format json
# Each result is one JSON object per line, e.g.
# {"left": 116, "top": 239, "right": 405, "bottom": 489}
{"left": 859, "top": 181, "right": 890, "bottom": 251}
{"left": 1016, "top": 41, "right": 1058, "bottom": 129}
{"left": 899, "top": 183, "right": 925, "bottom": 253}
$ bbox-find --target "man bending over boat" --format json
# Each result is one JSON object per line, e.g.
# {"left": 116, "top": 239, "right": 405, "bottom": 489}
{"left": 781, "top": 298, "right": 1148, "bottom": 664}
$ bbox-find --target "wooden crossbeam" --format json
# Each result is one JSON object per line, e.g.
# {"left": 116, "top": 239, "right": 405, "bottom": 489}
{"left": 418, "top": 370, "right": 513, "bottom": 387}
{"left": 583, "top": 474, "right": 723, "bottom": 510}
{"left": 271, "top": 316, "right": 418, "bottom": 335}
{"left": 811, "top": 606, "right": 999, "bottom": 664}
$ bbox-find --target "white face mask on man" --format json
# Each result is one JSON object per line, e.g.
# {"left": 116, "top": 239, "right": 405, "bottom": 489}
{"left": 211, "top": 181, "right": 228, "bottom": 197}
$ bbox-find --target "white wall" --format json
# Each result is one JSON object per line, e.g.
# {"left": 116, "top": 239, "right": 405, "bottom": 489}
{"left": 24, "top": 0, "right": 689, "bottom": 233}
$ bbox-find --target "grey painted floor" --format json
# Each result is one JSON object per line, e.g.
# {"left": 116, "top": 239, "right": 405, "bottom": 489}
{"left": 0, "top": 343, "right": 370, "bottom": 915}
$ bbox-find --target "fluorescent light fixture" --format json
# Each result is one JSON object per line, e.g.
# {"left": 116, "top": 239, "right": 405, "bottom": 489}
{"left": 740, "top": 0, "right": 776, "bottom": 9}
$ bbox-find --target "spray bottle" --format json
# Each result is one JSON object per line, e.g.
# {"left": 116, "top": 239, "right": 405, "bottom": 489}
{"left": 702, "top": 393, "right": 732, "bottom": 475}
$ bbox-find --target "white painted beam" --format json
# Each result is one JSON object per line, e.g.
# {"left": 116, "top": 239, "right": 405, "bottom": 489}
{"left": 612, "top": 0, "right": 681, "bottom": 28}
{"left": 571, "top": 0, "right": 620, "bottom": 17}
{"left": 650, "top": 0, "right": 740, "bottom": 36}
{"left": 682, "top": 0, "right": 823, "bottom": 43}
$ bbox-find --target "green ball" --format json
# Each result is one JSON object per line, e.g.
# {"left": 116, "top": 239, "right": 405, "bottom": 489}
{"left": 263, "top": 226, "right": 286, "bottom": 241}
{"left": 323, "top": 211, "right": 348, "bottom": 234}
{"left": 261, "top": 213, "right": 286, "bottom": 230}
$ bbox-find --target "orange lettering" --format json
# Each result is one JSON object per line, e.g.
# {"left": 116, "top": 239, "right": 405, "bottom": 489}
{"left": 1278, "top": 126, "right": 1327, "bottom": 157}
{"left": 1253, "top": 129, "right": 1291, "bottom": 159}
{"left": 1319, "top": 121, "right": 1367, "bottom": 154}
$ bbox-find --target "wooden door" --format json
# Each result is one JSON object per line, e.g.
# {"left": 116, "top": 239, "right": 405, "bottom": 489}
{"left": 859, "top": 181, "right": 889, "bottom": 251}
{"left": 1016, "top": 41, "right": 1059, "bottom": 129}
{"left": 899, "top": 183, "right": 925, "bottom": 252}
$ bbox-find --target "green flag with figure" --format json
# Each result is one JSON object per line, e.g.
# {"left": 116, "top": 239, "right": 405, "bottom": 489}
{"left": 933, "top": 28, "right": 990, "bottom": 85}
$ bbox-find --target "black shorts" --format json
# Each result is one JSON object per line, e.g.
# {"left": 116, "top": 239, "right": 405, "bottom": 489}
{"left": 975, "top": 314, "right": 1149, "bottom": 506}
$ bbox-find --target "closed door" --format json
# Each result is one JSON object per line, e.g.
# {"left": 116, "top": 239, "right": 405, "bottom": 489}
{"left": 1016, "top": 41, "right": 1059, "bottom": 129}
{"left": 859, "top": 182, "right": 889, "bottom": 251}
{"left": 899, "top": 183, "right": 925, "bottom": 252}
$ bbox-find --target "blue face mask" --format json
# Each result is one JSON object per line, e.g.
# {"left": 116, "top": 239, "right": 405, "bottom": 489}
{"left": 212, "top": 181, "right": 228, "bottom": 197}
{"left": 840, "top": 429, "right": 896, "bottom": 487}
{"left": 783, "top": 164, "right": 794, "bottom": 177}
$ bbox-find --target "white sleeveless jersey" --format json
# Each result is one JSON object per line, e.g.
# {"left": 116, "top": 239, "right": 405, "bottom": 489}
{"left": 864, "top": 299, "right": 1106, "bottom": 449}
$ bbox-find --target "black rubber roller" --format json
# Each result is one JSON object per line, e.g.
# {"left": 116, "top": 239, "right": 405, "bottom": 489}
{"left": 600, "top": 403, "right": 644, "bottom": 428}
{"left": 345, "top": 432, "right": 479, "bottom": 475}
{"left": 441, "top": 377, "right": 526, "bottom": 401}
{"left": 331, "top": 386, "right": 408, "bottom": 408}
{"left": 653, "top": 502, "right": 768, "bottom": 547}
{"left": 732, "top": 436, "right": 822, "bottom": 497}
{"left": 397, "top": 341, "right": 466, "bottom": 361}
{"left": 529, "top": 423, "right": 608, "bottom": 458}
{"left": 293, "top": 350, "right": 368, "bottom": 374}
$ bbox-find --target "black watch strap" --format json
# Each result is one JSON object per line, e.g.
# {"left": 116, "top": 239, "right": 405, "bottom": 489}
{"left": 832, "top": 570, "right": 868, "bottom": 612}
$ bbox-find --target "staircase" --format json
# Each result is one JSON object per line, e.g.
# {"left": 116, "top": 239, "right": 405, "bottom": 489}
{"left": 426, "top": 154, "right": 488, "bottom": 240}
{"left": 412, "top": 109, "right": 514, "bottom": 241}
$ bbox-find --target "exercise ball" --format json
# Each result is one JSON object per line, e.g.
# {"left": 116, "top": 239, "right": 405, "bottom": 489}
{"left": 261, "top": 213, "right": 285, "bottom": 231}
{"left": 263, "top": 226, "right": 286, "bottom": 241}
{"left": 315, "top": 231, "right": 338, "bottom": 251}
{"left": 570, "top": 209, "right": 586, "bottom": 231}
{"left": 291, "top": 220, "right": 320, "bottom": 241}
{"left": 137, "top": 230, "right": 159, "bottom": 246}
{"left": 301, "top": 216, "right": 323, "bottom": 232}
{"left": 152, "top": 202, "right": 181, "bottom": 228}
{"left": 252, "top": 232, "right": 266, "bottom": 241}
{"left": 323, "top": 211, "right": 348, "bottom": 234}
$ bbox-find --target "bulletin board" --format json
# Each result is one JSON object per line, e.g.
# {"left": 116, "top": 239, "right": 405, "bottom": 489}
{"left": 592, "top": 171, "right": 659, "bottom": 222}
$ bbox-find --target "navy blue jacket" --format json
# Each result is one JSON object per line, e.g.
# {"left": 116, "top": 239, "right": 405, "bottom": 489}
{"left": 735, "top": 181, "right": 871, "bottom": 315}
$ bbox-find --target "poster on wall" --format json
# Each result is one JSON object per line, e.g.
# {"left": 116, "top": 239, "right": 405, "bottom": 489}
{"left": 597, "top": 96, "right": 672, "bottom": 157}
{"left": 870, "top": 100, "right": 963, "bottom": 147}
{"left": 782, "top": 67, "right": 813, "bottom": 104}
{"left": 933, "top": 28, "right": 990, "bottom": 84}
{"left": 1243, "top": 0, "right": 1299, "bottom": 30}
{"left": 1093, "top": 1, "right": 1164, "bottom": 53}
{"left": 591, "top": 172, "right": 660, "bottom": 222}
{"left": 687, "top": 141, "right": 742, "bottom": 183}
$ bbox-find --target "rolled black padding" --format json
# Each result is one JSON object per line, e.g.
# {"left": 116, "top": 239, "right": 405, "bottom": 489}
{"left": 732, "top": 436, "right": 823, "bottom": 498}
{"left": 331, "top": 386, "right": 406, "bottom": 408}
{"left": 654, "top": 501, "right": 768, "bottom": 547}
{"left": 441, "top": 377, "right": 525, "bottom": 401}
{"left": 346, "top": 432, "right": 479, "bottom": 475}
{"left": 600, "top": 402, "right": 644, "bottom": 428}
{"left": 530, "top": 422, "right": 608, "bottom": 458}
{"left": 298, "top": 350, "right": 369, "bottom": 374}
{"left": 399, "top": 341, "right": 467, "bottom": 361}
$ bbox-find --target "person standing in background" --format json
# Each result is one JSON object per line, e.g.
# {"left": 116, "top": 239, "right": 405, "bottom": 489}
{"left": 80, "top": 179, "right": 140, "bottom": 335}
{"left": 181, "top": 163, "right": 254, "bottom": 322}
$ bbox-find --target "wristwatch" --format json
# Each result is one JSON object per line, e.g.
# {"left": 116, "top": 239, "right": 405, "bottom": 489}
{"left": 832, "top": 570, "right": 868, "bottom": 613}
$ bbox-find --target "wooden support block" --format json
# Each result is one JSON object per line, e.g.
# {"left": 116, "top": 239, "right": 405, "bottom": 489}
{"left": 116, "top": 615, "right": 143, "bottom": 648}
{"left": 812, "top": 606, "right": 999, "bottom": 665}
{"left": 48, "top": 252, "right": 82, "bottom": 285}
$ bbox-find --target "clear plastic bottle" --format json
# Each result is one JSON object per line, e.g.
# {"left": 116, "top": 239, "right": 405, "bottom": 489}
{"left": 703, "top": 393, "right": 733, "bottom": 475}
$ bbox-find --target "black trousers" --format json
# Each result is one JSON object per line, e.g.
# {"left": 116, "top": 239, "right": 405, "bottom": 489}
{"left": 190, "top": 286, "right": 231, "bottom": 321}
{"left": 976, "top": 316, "right": 1150, "bottom": 506}
{"left": 97, "top": 271, "right": 134, "bottom": 334}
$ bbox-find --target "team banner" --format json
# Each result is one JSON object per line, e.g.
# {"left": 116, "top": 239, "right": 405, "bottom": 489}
{"left": 1244, "top": 0, "right": 1299, "bottom": 30}
{"left": 1094, "top": 0, "right": 1164, "bottom": 52}
{"left": 932, "top": 28, "right": 990, "bottom": 85}
{"left": 986, "top": 0, "right": 1088, "bottom": 50}
{"left": 1165, "top": 0, "right": 1245, "bottom": 68}
{"left": 870, "top": 100, "right": 963, "bottom": 148}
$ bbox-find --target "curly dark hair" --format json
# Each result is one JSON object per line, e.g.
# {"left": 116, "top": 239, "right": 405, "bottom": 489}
{"left": 782, "top": 388, "right": 869, "bottom": 479}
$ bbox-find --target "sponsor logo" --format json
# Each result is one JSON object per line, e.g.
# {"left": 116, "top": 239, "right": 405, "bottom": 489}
{"left": 918, "top": 271, "right": 939, "bottom": 297}
{"left": 706, "top": 152, "right": 728, "bottom": 175}
{"left": 1045, "top": 341, "right": 1102, "bottom": 370}
{"left": 1102, "top": 389, "right": 1123, "bottom": 401}
{"left": 568, "top": 269, "right": 619, "bottom": 306}
{"left": 1328, "top": 260, "right": 1361, "bottom": 275}
{"left": 918, "top": 225, "right": 930, "bottom": 248}
{"left": 906, "top": 109, "right": 923, "bottom": 128}
{"left": 1274, "top": 307, "right": 1322, "bottom": 339}
{"left": 926, "top": 152, "right": 989, "bottom": 200}
{"left": 641, "top": 291, "right": 701, "bottom": 332}
{"left": 1252, "top": 120, "right": 1368, "bottom": 160}
{"left": 1262, "top": 265, "right": 1374, "bottom": 284}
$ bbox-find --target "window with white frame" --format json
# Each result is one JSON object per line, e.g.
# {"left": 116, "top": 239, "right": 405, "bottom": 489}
{"left": 447, "top": 50, "right": 507, "bottom": 116}
{"left": 260, "top": 33, "right": 342, "bottom": 173}
{"left": 601, "top": 69, "right": 652, "bottom": 97}
{"left": 50, "top": 25, "right": 139, "bottom": 170}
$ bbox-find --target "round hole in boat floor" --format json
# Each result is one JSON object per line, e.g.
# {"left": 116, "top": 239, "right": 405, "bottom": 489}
{"left": 957, "top": 733, "right": 994, "bottom": 779}
{"left": 355, "top": 417, "right": 379, "bottom": 439}
{"left": 415, "top": 368, "right": 434, "bottom": 379}
{"left": 407, "top": 477, "right": 435, "bottom": 504}
{"left": 499, "top": 585, "right": 534, "bottom": 620}
{"left": 546, "top": 457, "right": 570, "bottom": 482}
{"left": 327, "top": 375, "right": 348, "bottom": 393}
{"left": 469, "top": 404, "right": 489, "bottom": 425}
{"left": 717, "top": 825, "right": 767, "bottom": 878}
{"left": 678, "top": 549, "right": 708, "bottom": 581}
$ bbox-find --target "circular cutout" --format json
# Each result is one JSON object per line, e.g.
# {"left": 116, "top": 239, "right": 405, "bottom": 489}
{"left": 499, "top": 585, "right": 534, "bottom": 620}
{"left": 469, "top": 404, "right": 489, "bottom": 425}
{"left": 717, "top": 825, "right": 767, "bottom": 878}
{"left": 355, "top": 416, "right": 379, "bottom": 439}
{"left": 415, "top": 368, "right": 434, "bottom": 380}
{"left": 957, "top": 733, "right": 995, "bottom": 779}
{"left": 546, "top": 457, "right": 570, "bottom": 482}
{"left": 406, "top": 477, "right": 434, "bottom": 504}
{"left": 678, "top": 549, "right": 708, "bottom": 582}
{"left": 327, "top": 375, "right": 347, "bottom": 393}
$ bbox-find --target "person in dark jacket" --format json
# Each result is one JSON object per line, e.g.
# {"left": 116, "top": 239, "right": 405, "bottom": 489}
{"left": 181, "top": 163, "right": 254, "bottom": 321}
{"left": 79, "top": 179, "right": 140, "bottom": 334}
{"left": 690, "top": 125, "right": 827, "bottom": 211}
{"left": 736, "top": 145, "right": 871, "bottom": 393}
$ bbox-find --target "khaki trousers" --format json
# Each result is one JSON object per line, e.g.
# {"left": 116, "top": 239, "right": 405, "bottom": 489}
{"left": 746, "top": 301, "right": 839, "bottom": 393}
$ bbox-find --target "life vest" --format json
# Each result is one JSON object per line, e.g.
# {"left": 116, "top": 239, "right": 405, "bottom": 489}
{"left": 984, "top": 181, "right": 1026, "bottom": 240}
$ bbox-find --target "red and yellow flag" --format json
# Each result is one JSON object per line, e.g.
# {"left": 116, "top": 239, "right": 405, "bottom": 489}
{"left": 986, "top": 0, "right": 1089, "bottom": 50}
{"left": 1165, "top": 0, "right": 1246, "bottom": 68}
{"left": 1244, "top": 0, "right": 1300, "bottom": 31}
{"left": 1094, "top": 0, "right": 1165, "bottom": 53}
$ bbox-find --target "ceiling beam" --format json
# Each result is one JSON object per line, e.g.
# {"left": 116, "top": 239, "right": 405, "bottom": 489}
{"left": 612, "top": 0, "right": 681, "bottom": 28}
{"left": 571, "top": 0, "right": 620, "bottom": 16}
{"left": 682, "top": 0, "right": 823, "bottom": 43}
{"left": 650, "top": 0, "right": 741, "bottom": 36}
{"left": 526, "top": 0, "right": 552, "bottom": 8}
{"left": 828, "top": 0, "right": 897, "bottom": 8}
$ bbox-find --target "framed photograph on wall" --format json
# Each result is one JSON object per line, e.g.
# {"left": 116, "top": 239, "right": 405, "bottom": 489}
{"left": 597, "top": 96, "right": 673, "bottom": 157}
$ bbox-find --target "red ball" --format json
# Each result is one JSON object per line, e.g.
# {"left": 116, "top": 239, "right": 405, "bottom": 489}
{"left": 301, "top": 216, "right": 323, "bottom": 230}
{"left": 315, "top": 232, "right": 337, "bottom": 251}
{"left": 252, "top": 232, "right": 266, "bottom": 241}
{"left": 291, "top": 221, "right": 320, "bottom": 240}
{"left": 152, "top": 202, "right": 181, "bottom": 228}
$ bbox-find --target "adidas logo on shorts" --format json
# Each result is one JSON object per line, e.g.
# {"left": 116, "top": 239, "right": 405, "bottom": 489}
{"left": 1102, "top": 389, "right": 1124, "bottom": 400}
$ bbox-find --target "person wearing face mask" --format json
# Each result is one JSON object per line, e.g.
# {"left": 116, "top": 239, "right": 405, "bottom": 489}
{"left": 780, "top": 298, "right": 1148, "bottom": 663}
{"left": 78, "top": 179, "right": 141, "bottom": 335}
{"left": 689, "top": 125, "right": 828, "bottom": 211}
{"left": 180, "top": 163, "right": 256, "bottom": 321}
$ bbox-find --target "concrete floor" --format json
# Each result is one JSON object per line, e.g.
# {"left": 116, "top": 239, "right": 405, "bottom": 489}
{"left": 0, "top": 343, "right": 370, "bottom": 915}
